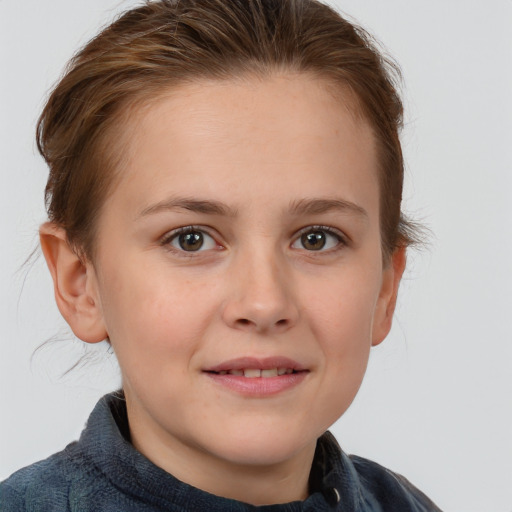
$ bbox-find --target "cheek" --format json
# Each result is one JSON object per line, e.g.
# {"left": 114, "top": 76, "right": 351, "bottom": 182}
{"left": 98, "top": 263, "right": 220, "bottom": 361}
{"left": 303, "top": 263, "right": 382, "bottom": 348}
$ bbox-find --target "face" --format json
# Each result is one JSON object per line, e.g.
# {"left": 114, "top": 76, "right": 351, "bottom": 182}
{"left": 76, "top": 75, "right": 402, "bottom": 493}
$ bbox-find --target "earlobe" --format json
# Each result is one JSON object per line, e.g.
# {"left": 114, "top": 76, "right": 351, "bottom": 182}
{"left": 371, "top": 247, "right": 406, "bottom": 347}
{"left": 39, "top": 222, "right": 108, "bottom": 344}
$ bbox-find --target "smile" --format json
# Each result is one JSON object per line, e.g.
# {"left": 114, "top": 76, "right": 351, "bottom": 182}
{"left": 212, "top": 368, "right": 296, "bottom": 378}
{"left": 203, "top": 357, "right": 309, "bottom": 396}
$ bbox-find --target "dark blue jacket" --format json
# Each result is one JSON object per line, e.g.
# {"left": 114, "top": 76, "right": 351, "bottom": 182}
{"left": 1, "top": 392, "right": 441, "bottom": 511}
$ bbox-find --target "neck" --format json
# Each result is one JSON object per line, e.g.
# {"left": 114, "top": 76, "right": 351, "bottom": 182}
{"left": 126, "top": 403, "right": 316, "bottom": 505}
{"left": 170, "top": 445, "right": 314, "bottom": 505}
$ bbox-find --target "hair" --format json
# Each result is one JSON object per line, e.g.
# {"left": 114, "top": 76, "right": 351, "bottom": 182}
{"left": 38, "top": 0, "right": 418, "bottom": 262}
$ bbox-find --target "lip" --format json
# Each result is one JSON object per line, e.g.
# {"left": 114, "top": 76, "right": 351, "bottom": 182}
{"left": 203, "top": 356, "right": 309, "bottom": 397}
{"left": 203, "top": 356, "right": 307, "bottom": 373}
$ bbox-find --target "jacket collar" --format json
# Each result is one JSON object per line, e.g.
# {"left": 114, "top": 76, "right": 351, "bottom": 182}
{"left": 77, "top": 391, "right": 366, "bottom": 511}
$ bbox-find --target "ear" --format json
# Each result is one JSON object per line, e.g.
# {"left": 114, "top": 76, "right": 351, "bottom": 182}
{"left": 39, "top": 222, "right": 108, "bottom": 344}
{"left": 371, "top": 246, "right": 406, "bottom": 346}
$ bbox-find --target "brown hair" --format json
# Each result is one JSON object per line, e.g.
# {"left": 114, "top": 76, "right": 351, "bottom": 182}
{"left": 38, "top": 0, "right": 417, "bottom": 261}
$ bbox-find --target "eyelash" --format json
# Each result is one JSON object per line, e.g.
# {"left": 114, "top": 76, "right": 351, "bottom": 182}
{"left": 159, "top": 224, "right": 348, "bottom": 255}
{"left": 159, "top": 226, "right": 219, "bottom": 256}
{"left": 292, "top": 225, "right": 348, "bottom": 253}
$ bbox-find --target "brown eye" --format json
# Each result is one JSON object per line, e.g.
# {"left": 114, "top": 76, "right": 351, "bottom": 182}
{"left": 291, "top": 227, "right": 344, "bottom": 252}
{"left": 165, "top": 228, "right": 217, "bottom": 253}
{"left": 178, "top": 231, "right": 204, "bottom": 251}
{"left": 301, "top": 231, "right": 326, "bottom": 251}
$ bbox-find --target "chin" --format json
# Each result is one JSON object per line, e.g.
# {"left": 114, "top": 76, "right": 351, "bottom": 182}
{"left": 204, "top": 423, "right": 318, "bottom": 468}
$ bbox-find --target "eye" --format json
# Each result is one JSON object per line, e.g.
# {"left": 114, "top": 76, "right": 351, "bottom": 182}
{"left": 163, "top": 227, "right": 218, "bottom": 252}
{"left": 291, "top": 226, "right": 345, "bottom": 252}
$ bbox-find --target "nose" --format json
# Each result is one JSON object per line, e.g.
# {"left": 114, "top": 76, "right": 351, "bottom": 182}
{"left": 221, "top": 248, "right": 299, "bottom": 335}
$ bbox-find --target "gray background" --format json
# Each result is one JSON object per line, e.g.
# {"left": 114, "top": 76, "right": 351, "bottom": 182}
{"left": 1, "top": 1, "right": 511, "bottom": 510}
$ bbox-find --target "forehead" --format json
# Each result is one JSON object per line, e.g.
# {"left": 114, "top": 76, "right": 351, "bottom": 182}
{"left": 109, "top": 74, "right": 379, "bottom": 218}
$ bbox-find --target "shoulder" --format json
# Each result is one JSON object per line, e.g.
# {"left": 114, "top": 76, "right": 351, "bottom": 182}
{"left": 1, "top": 447, "right": 74, "bottom": 511}
{"left": 349, "top": 454, "right": 442, "bottom": 511}
{"left": 0, "top": 393, "right": 143, "bottom": 512}
{"left": 0, "top": 441, "right": 109, "bottom": 512}
{"left": 315, "top": 432, "right": 442, "bottom": 511}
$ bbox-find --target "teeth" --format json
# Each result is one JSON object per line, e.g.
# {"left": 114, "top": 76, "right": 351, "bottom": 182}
{"left": 243, "top": 369, "right": 261, "bottom": 378}
{"left": 215, "top": 368, "right": 295, "bottom": 378}
{"left": 214, "top": 368, "right": 296, "bottom": 377}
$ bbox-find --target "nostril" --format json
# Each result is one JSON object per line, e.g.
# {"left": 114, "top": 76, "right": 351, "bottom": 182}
{"left": 230, "top": 314, "right": 295, "bottom": 332}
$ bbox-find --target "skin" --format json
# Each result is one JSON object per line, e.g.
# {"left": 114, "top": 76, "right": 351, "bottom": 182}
{"left": 40, "top": 74, "right": 405, "bottom": 505}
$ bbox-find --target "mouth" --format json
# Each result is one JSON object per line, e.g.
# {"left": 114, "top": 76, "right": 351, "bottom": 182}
{"left": 202, "top": 357, "right": 309, "bottom": 396}
{"left": 207, "top": 367, "right": 300, "bottom": 378}
{"left": 203, "top": 356, "right": 307, "bottom": 375}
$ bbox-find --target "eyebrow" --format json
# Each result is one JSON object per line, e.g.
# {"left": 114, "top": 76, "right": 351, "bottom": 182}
{"left": 138, "top": 197, "right": 238, "bottom": 218}
{"left": 289, "top": 198, "right": 368, "bottom": 219}
{"left": 137, "top": 196, "right": 368, "bottom": 220}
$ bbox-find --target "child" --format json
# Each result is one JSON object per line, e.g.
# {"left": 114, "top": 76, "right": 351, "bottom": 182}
{"left": 1, "top": 0, "right": 441, "bottom": 510}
